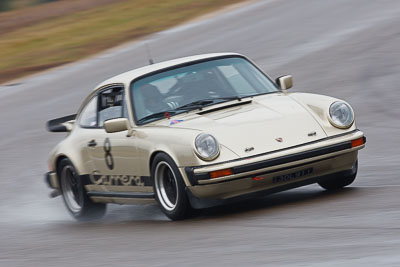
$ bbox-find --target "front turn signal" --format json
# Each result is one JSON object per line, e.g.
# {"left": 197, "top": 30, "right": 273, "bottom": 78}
{"left": 210, "top": 168, "right": 233, "bottom": 179}
{"left": 351, "top": 137, "right": 366, "bottom": 148}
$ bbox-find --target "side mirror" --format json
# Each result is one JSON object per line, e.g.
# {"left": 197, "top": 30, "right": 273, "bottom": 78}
{"left": 104, "top": 118, "right": 129, "bottom": 133}
{"left": 276, "top": 75, "right": 293, "bottom": 90}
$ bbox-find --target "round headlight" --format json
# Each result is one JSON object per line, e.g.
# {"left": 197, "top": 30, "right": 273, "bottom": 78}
{"left": 194, "top": 133, "right": 219, "bottom": 161}
{"left": 329, "top": 101, "right": 354, "bottom": 128}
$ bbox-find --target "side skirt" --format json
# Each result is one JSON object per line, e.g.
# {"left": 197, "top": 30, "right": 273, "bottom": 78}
{"left": 87, "top": 192, "right": 155, "bottom": 205}
{"left": 87, "top": 191, "right": 154, "bottom": 198}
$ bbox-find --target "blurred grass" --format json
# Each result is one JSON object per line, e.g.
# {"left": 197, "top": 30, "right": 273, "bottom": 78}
{"left": 0, "top": 0, "right": 244, "bottom": 83}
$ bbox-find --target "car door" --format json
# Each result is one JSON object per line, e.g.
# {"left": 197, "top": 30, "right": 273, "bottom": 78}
{"left": 77, "top": 94, "right": 105, "bottom": 178}
{"left": 88, "top": 86, "right": 143, "bottom": 189}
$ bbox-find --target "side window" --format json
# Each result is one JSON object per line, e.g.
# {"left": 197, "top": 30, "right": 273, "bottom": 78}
{"left": 98, "top": 87, "right": 124, "bottom": 127}
{"left": 123, "top": 101, "right": 129, "bottom": 119}
{"left": 79, "top": 96, "right": 98, "bottom": 127}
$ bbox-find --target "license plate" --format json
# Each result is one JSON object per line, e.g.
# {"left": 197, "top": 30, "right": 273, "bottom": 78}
{"left": 272, "top": 167, "right": 313, "bottom": 184}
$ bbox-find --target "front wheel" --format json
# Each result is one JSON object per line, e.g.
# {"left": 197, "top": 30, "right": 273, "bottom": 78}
{"left": 58, "top": 159, "right": 106, "bottom": 221}
{"left": 318, "top": 161, "right": 358, "bottom": 191}
{"left": 151, "top": 153, "right": 191, "bottom": 220}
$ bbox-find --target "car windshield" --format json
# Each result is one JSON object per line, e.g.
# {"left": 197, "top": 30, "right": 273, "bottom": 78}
{"left": 130, "top": 56, "right": 279, "bottom": 124}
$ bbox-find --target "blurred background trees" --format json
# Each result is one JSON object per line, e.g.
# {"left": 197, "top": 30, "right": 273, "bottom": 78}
{"left": 0, "top": 0, "right": 59, "bottom": 12}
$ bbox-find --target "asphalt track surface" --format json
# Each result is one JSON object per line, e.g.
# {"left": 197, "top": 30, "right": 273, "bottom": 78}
{"left": 1, "top": 0, "right": 399, "bottom": 266}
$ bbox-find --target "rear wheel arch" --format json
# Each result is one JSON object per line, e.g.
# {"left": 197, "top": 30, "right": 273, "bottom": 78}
{"left": 57, "top": 157, "right": 106, "bottom": 220}
{"left": 55, "top": 154, "right": 86, "bottom": 178}
{"left": 56, "top": 155, "right": 68, "bottom": 176}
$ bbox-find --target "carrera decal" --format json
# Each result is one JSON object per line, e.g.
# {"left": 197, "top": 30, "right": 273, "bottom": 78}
{"left": 104, "top": 138, "right": 114, "bottom": 170}
{"left": 89, "top": 174, "right": 152, "bottom": 186}
{"left": 170, "top": 119, "right": 183, "bottom": 125}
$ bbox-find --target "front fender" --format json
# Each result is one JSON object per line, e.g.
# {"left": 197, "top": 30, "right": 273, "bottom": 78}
{"left": 135, "top": 127, "right": 240, "bottom": 175}
{"left": 289, "top": 92, "right": 357, "bottom": 136}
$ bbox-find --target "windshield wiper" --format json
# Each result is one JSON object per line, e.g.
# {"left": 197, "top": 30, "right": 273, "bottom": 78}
{"left": 175, "top": 100, "right": 214, "bottom": 111}
{"left": 137, "top": 110, "right": 178, "bottom": 124}
{"left": 175, "top": 96, "right": 243, "bottom": 111}
{"left": 137, "top": 96, "right": 248, "bottom": 123}
{"left": 208, "top": 96, "right": 244, "bottom": 102}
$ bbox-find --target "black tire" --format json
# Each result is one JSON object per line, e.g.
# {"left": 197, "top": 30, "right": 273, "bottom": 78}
{"left": 151, "top": 153, "right": 192, "bottom": 220}
{"left": 58, "top": 158, "right": 106, "bottom": 221}
{"left": 318, "top": 161, "right": 358, "bottom": 191}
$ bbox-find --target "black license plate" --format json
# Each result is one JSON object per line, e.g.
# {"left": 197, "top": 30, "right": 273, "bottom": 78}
{"left": 272, "top": 167, "right": 313, "bottom": 184}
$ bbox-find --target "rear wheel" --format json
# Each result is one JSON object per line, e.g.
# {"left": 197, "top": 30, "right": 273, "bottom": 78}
{"left": 58, "top": 159, "right": 106, "bottom": 221}
{"left": 318, "top": 161, "right": 358, "bottom": 190}
{"left": 151, "top": 153, "right": 191, "bottom": 220}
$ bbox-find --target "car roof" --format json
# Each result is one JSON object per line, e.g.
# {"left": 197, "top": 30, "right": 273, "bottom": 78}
{"left": 94, "top": 52, "right": 243, "bottom": 90}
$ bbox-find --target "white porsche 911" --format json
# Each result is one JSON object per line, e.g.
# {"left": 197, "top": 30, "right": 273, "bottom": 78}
{"left": 45, "top": 53, "right": 365, "bottom": 220}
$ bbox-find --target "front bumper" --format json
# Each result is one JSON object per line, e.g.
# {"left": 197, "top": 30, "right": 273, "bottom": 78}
{"left": 183, "top": 130, "right": 365, "bottom": 208}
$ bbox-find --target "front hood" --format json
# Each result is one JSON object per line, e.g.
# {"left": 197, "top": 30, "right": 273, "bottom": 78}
{"left": 158, "top": 93, "right": 327, "bottom": 157}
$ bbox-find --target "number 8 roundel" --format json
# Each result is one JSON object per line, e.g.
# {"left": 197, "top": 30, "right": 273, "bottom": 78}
{"left": 104, "top": 138, "right": 114, "bottom": 170}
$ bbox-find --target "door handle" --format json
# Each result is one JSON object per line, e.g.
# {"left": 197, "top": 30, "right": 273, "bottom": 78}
{"left": 87, "top": 139, "right": 97, "bottom": 147}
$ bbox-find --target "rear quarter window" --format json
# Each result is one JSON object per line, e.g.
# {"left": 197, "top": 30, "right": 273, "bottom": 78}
{"left": 79, "top": 96, "right": 98, "bottom": 127}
